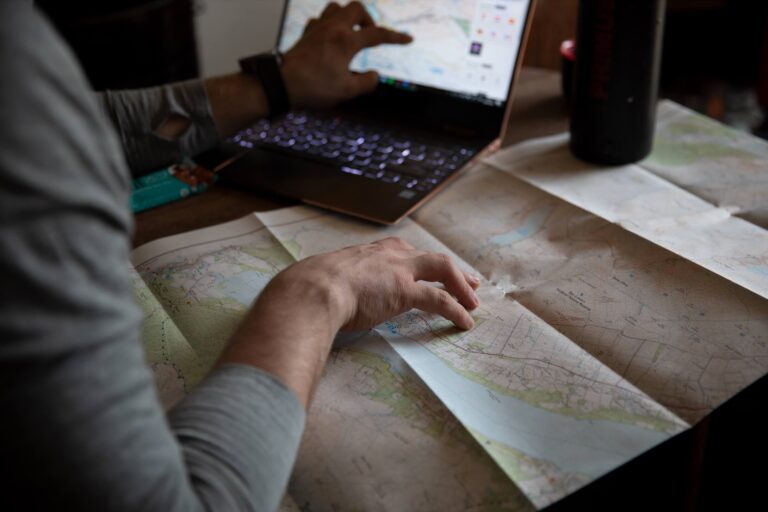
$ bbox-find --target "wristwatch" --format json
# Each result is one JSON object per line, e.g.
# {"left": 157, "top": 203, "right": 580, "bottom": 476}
{"left": 239, "top": 50, "right": 291, "bottom": 118}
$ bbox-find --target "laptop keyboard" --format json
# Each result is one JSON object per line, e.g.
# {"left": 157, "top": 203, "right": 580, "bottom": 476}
{"left": 231, "top": 112, "right": 477, "bottom": 193}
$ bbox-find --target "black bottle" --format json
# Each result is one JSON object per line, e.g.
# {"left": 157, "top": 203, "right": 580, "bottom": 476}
{"left": 570, "top": 0, "right": 666, "bottom": 165}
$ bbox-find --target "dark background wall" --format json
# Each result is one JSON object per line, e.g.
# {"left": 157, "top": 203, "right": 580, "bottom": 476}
{"left": 38, "top": 0, "right": 199, "bottom": 90}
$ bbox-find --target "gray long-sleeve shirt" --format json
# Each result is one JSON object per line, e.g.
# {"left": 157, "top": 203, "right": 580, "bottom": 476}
{"left": 0, "top": 3, "right": 305, "bottom": 511}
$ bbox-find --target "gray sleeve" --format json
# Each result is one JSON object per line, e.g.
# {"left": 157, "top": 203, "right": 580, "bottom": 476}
{"left": 97, "top": 80, "right": 222, "bottom": 177}
{"left": 0, "top": 4, "right": 304, "bottom": 511}
{"left": 171, "top": 366, "right": 306, "bottom": 511}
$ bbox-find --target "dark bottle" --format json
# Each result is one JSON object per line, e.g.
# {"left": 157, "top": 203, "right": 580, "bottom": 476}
{"left": 570, "top": 0, "right": 666, "bottom": 165}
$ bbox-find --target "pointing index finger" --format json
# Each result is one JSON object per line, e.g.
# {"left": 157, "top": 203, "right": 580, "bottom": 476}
{"left": 353, "top": 26, "right": 413, "bottom": 52}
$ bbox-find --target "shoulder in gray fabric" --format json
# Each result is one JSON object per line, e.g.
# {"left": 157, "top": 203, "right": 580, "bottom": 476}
{"left": 0, "top": 3, "right": 305, "bottom": 511}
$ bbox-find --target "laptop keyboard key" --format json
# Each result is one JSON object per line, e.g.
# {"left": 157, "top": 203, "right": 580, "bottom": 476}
{"left": 364, "top": 168, "right": 386, "bottom": 179}
{"left": 382, "top": 172, "right": 401, "bottom": 184}
{"left": 371, "top": 154, "right": 388, "bottom": 163}
{"left": 322, "top": 149, "right": 340, "bottom": 159}
{"left": 341, "top": 166, "right": 364, "bottom": 176}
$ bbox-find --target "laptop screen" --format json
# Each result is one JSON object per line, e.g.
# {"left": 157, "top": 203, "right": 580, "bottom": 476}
{"left": 278, "top": 0, "right": 532, "bottom": 107}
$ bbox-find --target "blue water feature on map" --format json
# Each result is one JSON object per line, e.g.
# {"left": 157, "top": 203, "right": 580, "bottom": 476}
{"left": 219, "top": 271, "right": 272, "bottom": 306}
{"left": 489, "top": 206, "right": 553, "bottom": 246}
{"left": 371, "top": 327, "right": 675, "bottom": 479}
{"left": 749, "top": 265, "right": 768, "bottom": 277}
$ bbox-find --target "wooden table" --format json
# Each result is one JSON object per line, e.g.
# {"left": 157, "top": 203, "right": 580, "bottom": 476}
{"left": 132, "top": 67, "right": 567, "bottom": 247}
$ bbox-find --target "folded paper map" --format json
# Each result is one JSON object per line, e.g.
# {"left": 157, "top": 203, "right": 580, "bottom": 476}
{"left": 130, "top": 101, "right": 768, "bottom": 510}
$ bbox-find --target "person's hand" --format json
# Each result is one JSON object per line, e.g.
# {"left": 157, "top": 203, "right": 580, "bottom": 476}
{"left": 219, "top": 237, "right": 481, "bottom": 406}
{"left": 271, "top": 236, "right": 481, "bottom": 332}
{"left": 281, "top": 1, "right": 413, "bottom": 109}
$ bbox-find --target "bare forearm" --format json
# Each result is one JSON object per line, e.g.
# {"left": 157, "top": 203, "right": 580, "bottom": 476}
{"left": 218, "top": 274, "right": 345, "bottom": 408}
{"left": 204, "top": 73, "right": 270, "bottom": 138}
{"left": 217, "top": 238, "right": 479, "bottom": 409}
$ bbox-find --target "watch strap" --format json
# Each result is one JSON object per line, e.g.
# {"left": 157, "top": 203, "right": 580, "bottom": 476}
{"left": 239, "top": 51, "right": 290, "bottom": 118}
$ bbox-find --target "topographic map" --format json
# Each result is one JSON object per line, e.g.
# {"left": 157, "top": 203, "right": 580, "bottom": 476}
{"left": 131, "top": 214, "right": 534, "bottom": 511}
{"left": 646, "top": 102, "right": 768, "bottom": 229}
{"left": 131, "top": 101, "right": 768, "bottom": 510}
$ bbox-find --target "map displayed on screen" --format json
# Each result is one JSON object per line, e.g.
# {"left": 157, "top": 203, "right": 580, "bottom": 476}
{"left": 278, "top": 0, "right": 531, "bottom": 105}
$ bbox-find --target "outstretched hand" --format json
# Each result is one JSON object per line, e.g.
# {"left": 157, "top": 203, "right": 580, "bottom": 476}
{"left": 269, "top": 236, "right": 481, "bottom": 332}
{"left": 281, "top": 1, "right": 413, "bottom": 109}
{"left": 220, "top": 237, "right": 480, "bottom": 406}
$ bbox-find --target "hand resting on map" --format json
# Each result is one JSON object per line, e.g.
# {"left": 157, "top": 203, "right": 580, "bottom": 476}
{"left": 219, "top": 237, "right": 480, "bottom": 407}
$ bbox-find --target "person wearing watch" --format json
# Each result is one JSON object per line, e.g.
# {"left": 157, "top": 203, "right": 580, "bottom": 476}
{"left": 204, "top": 2, "right": 413, "bottom": 139}
{"left": 1, "top": 2, "right": 484, "bottom": 512}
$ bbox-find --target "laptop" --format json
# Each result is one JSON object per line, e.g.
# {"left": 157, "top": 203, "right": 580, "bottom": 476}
{"left": 218, "top": 0, "right": 536, "bottom": 224}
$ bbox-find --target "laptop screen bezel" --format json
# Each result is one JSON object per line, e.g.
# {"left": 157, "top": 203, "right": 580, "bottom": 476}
{"left": 274, "top": 0, "right": 536, "bottom": 140}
